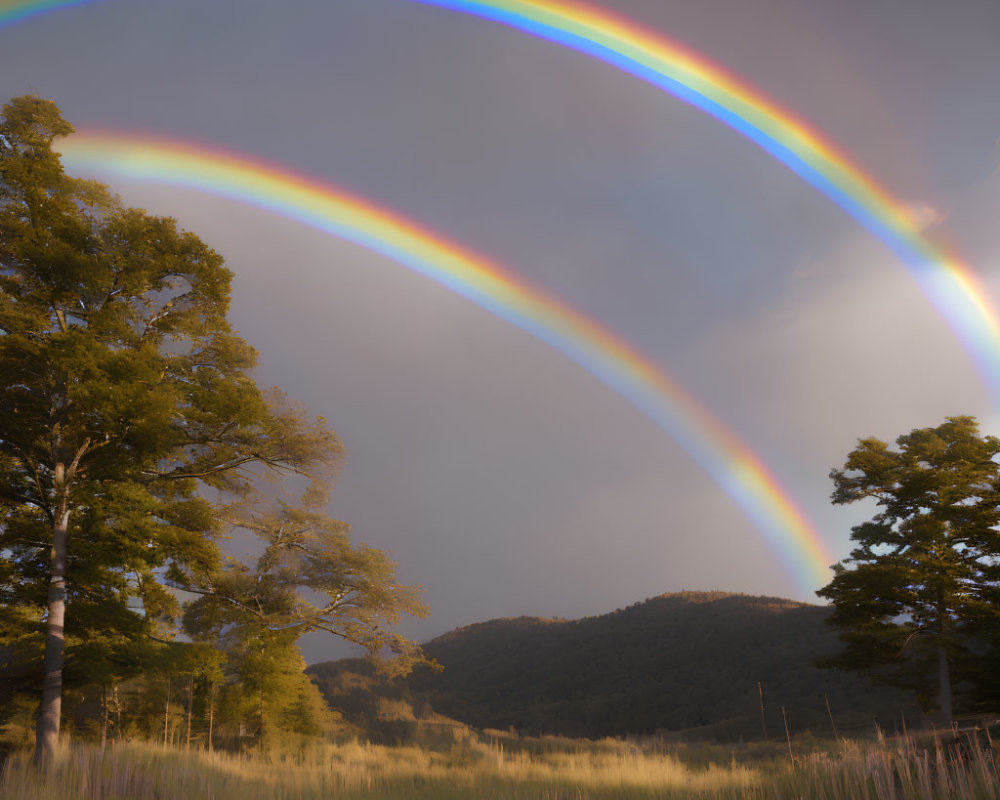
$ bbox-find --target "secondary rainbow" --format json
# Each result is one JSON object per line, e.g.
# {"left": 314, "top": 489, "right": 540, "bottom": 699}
{"left": 0, "top": 0, "right": 88, "bottom": 26}
{"left": 5, "top": 0, "right": 998, "bottom": 398}
{"left": 409, "top": 0, "right": 1000, "bottom": 400}
{"left": 59, "top": 132, "right": 833, "bottom": 591}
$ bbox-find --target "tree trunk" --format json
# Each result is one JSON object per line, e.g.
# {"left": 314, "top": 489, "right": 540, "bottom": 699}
{"left": 100, "top": 684, "right": 108, "bottom": 753}
{"left": 185, "top": 676, "right": 194, "bottom": 750}
{"left": 163, "top": 676, "right": 171, "bottom": 746}
{"left": 113, "top": 684, "right": 123, "bottom": 742}
{"left": 938, "top": 644, "right": 953, "bottom": 728}
{"left": 33, "top": 502, "right": 70, "bottom": 766}
{"left": 207, "top": 683, "right": 216, "bottom": 753}
{"left": 259, "top": 686, "right": 265, "bottom": 746}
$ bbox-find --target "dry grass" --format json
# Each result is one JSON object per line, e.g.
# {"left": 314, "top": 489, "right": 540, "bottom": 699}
{"left": 2, "top": 731, "right": 998, "bottom": 799}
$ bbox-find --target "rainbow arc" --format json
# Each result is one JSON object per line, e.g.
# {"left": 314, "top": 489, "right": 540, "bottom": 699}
{"left": 12, "top": 0, "right": 988, "bottom": 589}
{"left": 412, "top": 0, "right": 1000, "bottom": 399}
{"left": 3, "top": 2, "right": 998, "bottom": 397}
{"left": 59, "top": 132, "right": 835, "bottom": 591}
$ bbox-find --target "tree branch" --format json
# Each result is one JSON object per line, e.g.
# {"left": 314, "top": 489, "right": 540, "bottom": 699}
{"left": 143, "top": 454, "right": 301, "bottom": 481}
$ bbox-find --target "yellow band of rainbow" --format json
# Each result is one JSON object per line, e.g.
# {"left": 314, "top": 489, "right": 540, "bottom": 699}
{"left": 4, "top": 2, "right": 998, "bottom": 398}
{"left": 412, "top": 0, "right": 1000, "bottom": 399}
{"left": 58, "top": 132, "right": 835, "bottom": 591}
{"left": 0, "top": 0, "right": 88, "bottom": 25}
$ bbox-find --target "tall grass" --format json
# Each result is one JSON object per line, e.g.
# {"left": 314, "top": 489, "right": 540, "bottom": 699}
{"left": 2, "top": 731, "right": 998, "bottom": 799}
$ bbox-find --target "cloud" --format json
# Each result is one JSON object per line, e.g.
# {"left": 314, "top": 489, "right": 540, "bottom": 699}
{"left": 672, "top": 174, "right": 1000, "bottom": 548}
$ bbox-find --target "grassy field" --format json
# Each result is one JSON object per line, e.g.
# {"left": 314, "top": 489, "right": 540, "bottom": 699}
{"left": 2, "top": 730, "right": 998, "bottom": 799}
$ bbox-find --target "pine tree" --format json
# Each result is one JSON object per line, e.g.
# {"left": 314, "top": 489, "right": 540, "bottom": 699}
{"left": 818, "top": 416, "right": 1000, "bottom": 725}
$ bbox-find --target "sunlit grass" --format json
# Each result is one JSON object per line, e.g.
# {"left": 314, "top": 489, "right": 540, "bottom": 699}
{"left": 2, "top": 730, "right": 998, "bottom": 799}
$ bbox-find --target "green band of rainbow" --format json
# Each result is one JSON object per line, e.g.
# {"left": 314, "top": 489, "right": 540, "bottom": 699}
{"left": 412, "top": 0, "right": 1000, "bottom": 400}
{"left": 0, "top": 0, "right": 88, "bottom": 25}
{"left": 58, "top": 132, "right": 834, "bottom": 591}
{"left": 5, "top": 0, "right": 997, "bottom": 399}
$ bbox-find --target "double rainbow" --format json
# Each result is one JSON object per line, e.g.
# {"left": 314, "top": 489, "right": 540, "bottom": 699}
{"left": 4, "top": 0, "right": 998, "bottom": 398}
{"left": 15, "top": 0, "right": 983, "bottom": 588}
{"left": 58, "top": 133, "right": 834, "bottom": 591}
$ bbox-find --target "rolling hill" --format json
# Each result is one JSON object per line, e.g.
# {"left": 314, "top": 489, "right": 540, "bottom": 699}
{"left": 308, "top": 592, "right": 923, "bottom": 742}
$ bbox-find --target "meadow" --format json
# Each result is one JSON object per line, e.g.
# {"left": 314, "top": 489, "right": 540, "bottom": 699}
{"left": 3, "top": 728, "right": 999, "bottom": 800}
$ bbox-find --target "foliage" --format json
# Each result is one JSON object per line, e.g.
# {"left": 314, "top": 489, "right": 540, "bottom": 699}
{"left": 817, "top": 416, "right": 1000, "bottom": 722}
{"left": 0, "top": 95, "right": 423, "bottom": 757}
{"left": 183, "top": 504, "right": 428, "bottom": 661}
{"left": 177, "top": 503, "right": 429, "bottom": 745}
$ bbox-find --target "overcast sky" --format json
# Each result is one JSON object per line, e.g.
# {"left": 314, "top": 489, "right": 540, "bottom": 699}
{"left": 3, "top": 0, "right": 999, "bottom": 662}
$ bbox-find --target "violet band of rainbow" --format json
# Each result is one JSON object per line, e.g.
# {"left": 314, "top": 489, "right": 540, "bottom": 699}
{"left": 409, "top": 0, "right": 1000, "bottom": 401}
{"left": 58, "top": 132, "right": 835, "bottom": 592}
{"left": 4, "top": 0, "right": 998, "bottom": 399}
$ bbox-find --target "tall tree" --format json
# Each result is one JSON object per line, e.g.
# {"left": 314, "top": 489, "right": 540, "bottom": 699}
{"left": 0, "top": 96, "right": 340, "bottom": 763}
{"left": 182, "top": 502, "right": 429, "bottom": 745}
{"left": 817, "top": 416, "right": 1000, "bottom": 725}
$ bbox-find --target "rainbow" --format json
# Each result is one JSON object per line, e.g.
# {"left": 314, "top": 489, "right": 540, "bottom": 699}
{"left": 0, "top": 0, "right": 88, "bottom": 26}
{"left": 58, "top": 132, "right": 834, "bottom": 591}
{"left": 4, "top": 2, "right": 998, "bottom": 399}
{"left": 409, "top": 0, "right": 1000, "bottom": 400}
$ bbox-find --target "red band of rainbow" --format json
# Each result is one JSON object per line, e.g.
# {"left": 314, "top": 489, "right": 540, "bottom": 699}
{"left": 58, "top": 132, "right": 835, "bottom": 591}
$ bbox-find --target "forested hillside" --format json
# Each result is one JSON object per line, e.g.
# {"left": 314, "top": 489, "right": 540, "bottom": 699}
{"left": 309, "top": 592, "right": 923, "bottom": 741}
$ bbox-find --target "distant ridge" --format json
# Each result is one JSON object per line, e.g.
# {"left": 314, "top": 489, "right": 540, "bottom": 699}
{"left": 309, "top": 592, "right": 921, "bottom": 742}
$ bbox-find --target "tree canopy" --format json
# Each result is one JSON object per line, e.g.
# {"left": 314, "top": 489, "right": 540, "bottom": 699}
{"left": 817, "top": 416, "right": 1000, "bottom": 725}
{"left": 0, "top": 95, "right": 424, "bottom": 760}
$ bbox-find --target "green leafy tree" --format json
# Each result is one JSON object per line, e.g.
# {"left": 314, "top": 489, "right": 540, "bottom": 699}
{"left": 182, "top": 503, "right": 429, "bottom": 745}
{"left": 0, "top": 96, "right": 339, "bottom": 764}
{"left": 817, "top": 416, "right": 1000, "bottom": 725}
{"left": 139, "top": 641, "right": 226, "bottom": 750}
{"left": 62, "top": 622, "right": 162, "bottom": 750}
{"left": 186, "top": 504, "right": 427, "bottom": 655}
